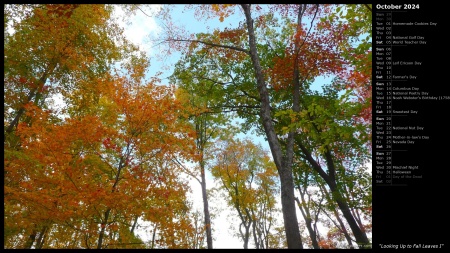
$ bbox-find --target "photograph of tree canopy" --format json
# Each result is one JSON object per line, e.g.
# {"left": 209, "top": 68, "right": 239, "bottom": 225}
{"left": 4, "top": 4, "right": 372, "bottom": 249}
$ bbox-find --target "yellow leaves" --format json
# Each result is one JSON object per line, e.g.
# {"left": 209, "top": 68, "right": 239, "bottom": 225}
{"left": 6, "top": 5, "right": 197, "bottom": 248}
{"left": 98, "top": 95, "right": 119, "bottom": 126}
{"left": 211, "top": 4, "right": 220, "bottom": 12}
{"left": 210, "top": 4, "right": 235, "bottom": 22}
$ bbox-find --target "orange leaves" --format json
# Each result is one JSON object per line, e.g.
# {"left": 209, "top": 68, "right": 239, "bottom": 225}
{"left": 218, "top": 28, "right": 244, "bottom": 43}
{"left": 264, "top": 16, "right": 350, "bottom": 93}
{"left": 109, "top": 223, "right": 119, "bottom": 232}
{"left": 46, "top": 4, "right": 79, "bottom": 19}
{"left": 318, "top": 239, "right": 337, "bottom": 249}
{"left": 5, "top": 4, "right": 196, "bottom": 248}
{"left": 19, "top": 181, "right": 33, "bottom": 191}
{"left": 210, "top": 4, "right": 235, "bottom": 22}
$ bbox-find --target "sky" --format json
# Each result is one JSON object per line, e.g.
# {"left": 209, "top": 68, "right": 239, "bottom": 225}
{"left": 36, "top": 5, "right": 268, "bottom": 248}
{"left": 102, "top": 4, "right": 372, "bottom": 249}
{"left": 4, "top": 4, "right": 372, "bottom": 249}
{"left": 113, "top": 5, "right": 254, "bottom": 248}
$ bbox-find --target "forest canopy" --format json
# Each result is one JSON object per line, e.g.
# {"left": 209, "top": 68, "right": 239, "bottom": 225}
{"left": 4, "top": 4, "right": 372, "bottom": 249}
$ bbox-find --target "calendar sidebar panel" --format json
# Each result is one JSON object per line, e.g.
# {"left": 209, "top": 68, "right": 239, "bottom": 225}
{"left": 373, "top": 3, "right": 447, "bottom": 249}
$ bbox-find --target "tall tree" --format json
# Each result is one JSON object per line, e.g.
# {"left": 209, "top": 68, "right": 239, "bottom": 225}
{"left": 167, "top": 4, "right": 371, "bottom": 248}
{"left": 4, "top": 4, "right": 142, "bottom": 248}
{"left": 210, "top": 137, "right": 280, "bottom": 249}
{"left": 4, "top": 12, "right": 198, "bottom": 247}
{"left": 286, "top": 81, "right": 371, "bottom": 248}
{"left": 4, "top": 4, "right": 137, "bottom": 140}
{"left": 172, "top": 87, "right": 227, "bottom": 249}
{"left": 166, "top": 4, "right": 368, "bottom": 248}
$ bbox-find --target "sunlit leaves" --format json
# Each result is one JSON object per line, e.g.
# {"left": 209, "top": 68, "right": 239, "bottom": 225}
{"left": 210, "top": 137, "right": 281, "bottom": 248}
{"left": 4, "top": 4, "right": 198, "bottom": 249}
{"left": 4, "top": 3, "right": 372, "bottom": 249}
{"left": 169, "top": 4, "right": 371, "bottom": 248}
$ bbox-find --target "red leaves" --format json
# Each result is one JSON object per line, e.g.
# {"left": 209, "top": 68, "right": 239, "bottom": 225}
{"left": 269, "top": 55, "right": 295, "bottom": 91}
{"left": 46, "top": 4, "right": 79, "bottom": 19}
{"left": 102, "top": 137, "right": 112, "bottom": 149}
{"left": 318, "top": 239, "right": 337, "bottom": 249}
{"left": 19, "top": 181, "right": 33, "bottom": 190}
{"left": 162, "top": 190, "right": 170, "bottom": 199}
{"left": 102, "top": 137, "right": 121, "bottom": 153}
{"left": 19, "top": 77, "right": 28, "bottom": 84}
{"left": 218, "top": 29, "right": 243, "bottom": 43}
{"left": 266, "top": 16, "right": 349, "bottom": 93}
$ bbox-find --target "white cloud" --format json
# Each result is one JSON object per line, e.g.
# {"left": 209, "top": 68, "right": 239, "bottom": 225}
{"left": 113, "top": 5, "right": 162, "bottom": 55}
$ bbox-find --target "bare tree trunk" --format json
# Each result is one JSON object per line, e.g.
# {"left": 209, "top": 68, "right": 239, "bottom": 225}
{"left": 239, "top": 221, "right": 252, "bottom": 249}
{"left": 97, "top": 208, "right": 111, "bottom": 249}
{"left": 323, "top": 150, "right": 370, "bottom": 248}
{"left": 196, "top": 115, "right": 213, "bottom": 249}
{"left": 333, "top": 209, "right": 355, "bottom": 249}
{"left": 23, "top": 229, "right": 37, "bottom": 249}
{"left": 297, "top": 139, "right": 370, "bottom": 248}
{"left": 151, "top": 224, "right": 158, "bottom": 249}
{"left": 240, "top": 4, "right": 303, "bottom": 249}
{"left": 200, "top": 162, "right": 213, "bottom": 249}
{"left": 252, "top": 215, "right": 259, "bottom": 249}
{"left": 35, "top": 225, "right": 49, "bottom": 249}
{"left": 295, "top": 197, "right": 320, "bottom": 249}
{"left": 130, "top": 216, "right": 139, "bottom": 235}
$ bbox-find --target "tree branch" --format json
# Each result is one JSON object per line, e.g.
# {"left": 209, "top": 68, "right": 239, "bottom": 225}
{"left": 172, "top": 157, "right": 201, "bottom": 185}
{"left": 171, "top": 39, "right": 250, "bottom": 54}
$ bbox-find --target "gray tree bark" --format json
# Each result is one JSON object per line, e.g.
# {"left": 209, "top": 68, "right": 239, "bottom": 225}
{"left": 241, "top": 4, "right": 303, "bottom": 249}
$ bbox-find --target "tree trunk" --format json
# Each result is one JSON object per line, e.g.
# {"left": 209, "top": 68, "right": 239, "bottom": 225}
{"left": 252, "top": 209, "right": 265, "bottom": 249}
{"left": 151, "top": 224, "right": 158, "bottom": 249}
{"left": 130, "top": 216, "right": 139, "bottom": 235}
{"left": 200, "top": 160, "right": 213, "bottom": 249}
{"left": 196, "top": 115, "right": 213, "bottom": 249}
{"left": 97, "top": 145, "right": 130, "bottom": 249}
{"left": 295, "top": 197, "right": 320, "bottom": 249}
{"left": 239, "top": 221, "right": 251, "bottom": 249}
{"left": 297, "top": 139, "right": 369, "bottom": 248}
{"left": 23, "top": 229, "right": 37, "bottom": 249}
{"left": 5, "top": 63, "right": 55, "bottom": 136}
{"left": 241, "top": 4, "right": 303, "bottom": 249}
{"left": 333, "top": 209, "right": 355, "bottom": 249}
{"left": 97, "top": 208, "right": 111, "bottom": 249}
{"left": 252, "top": 215, "right": 259, "bottom": 249}
{"left": 329, "top": 182, "right": 369, "bottom": 248}
{"left": 323, "top": 150, "right": 370, "bottom": 248}
{"left": 35, "top": 225, "right": 49, "bottom": 249}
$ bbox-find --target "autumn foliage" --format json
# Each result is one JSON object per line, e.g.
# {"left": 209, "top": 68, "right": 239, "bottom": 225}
{"left": 4, "top": 4, "right": 199, "bottom": 249}
{"left": 4, "top": 4, "right": 371, "bottom": 249}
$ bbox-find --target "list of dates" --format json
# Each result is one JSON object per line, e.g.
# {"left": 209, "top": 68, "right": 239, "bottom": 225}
{"left": 374, "top": 4, "right": 448, "bottom": 186}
